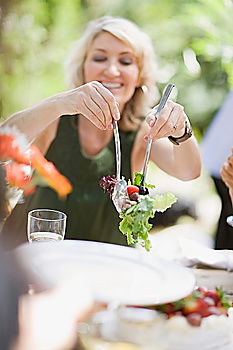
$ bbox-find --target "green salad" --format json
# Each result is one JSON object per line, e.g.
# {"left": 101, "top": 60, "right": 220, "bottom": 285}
{"left": 99, "top": 172, "right": 177, "bottom": 251}
{"left": 119, "top": 192, "right": 176, "bottom": 251}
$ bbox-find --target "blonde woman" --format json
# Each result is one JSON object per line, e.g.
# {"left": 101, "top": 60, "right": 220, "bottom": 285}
{"left": 1, "top": 16, "right": 201, "bottom": 248}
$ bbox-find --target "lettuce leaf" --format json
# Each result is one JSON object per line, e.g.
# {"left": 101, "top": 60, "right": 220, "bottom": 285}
{"left": 119, "top": 193, "right": 177, "bottom": 251}
{"left": 133, "top": 172, "right": 155, "bottom": 189}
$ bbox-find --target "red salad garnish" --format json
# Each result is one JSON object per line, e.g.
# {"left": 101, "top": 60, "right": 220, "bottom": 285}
{"left": 99, "top": 175, "right": 117, "bottom": 197}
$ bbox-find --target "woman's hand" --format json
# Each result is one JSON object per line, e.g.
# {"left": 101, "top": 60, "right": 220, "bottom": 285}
{"left": 221, "top": 151, "right": 233, "bottom": 204}
{"left": 17, "top": 279, "right": 94, "bottom": 350}
{"left": 56, "top": 81, "right": 120, "bottom": 130}
{"left": 144, "top": 100, "right": 188, "bottom": 141}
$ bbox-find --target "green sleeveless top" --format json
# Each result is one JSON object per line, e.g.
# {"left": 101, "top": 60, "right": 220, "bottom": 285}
{"left": 1, "top": 115, "right": 138, "bottom": 247}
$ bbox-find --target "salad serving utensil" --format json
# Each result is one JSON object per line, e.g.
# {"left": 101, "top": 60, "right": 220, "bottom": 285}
{"left": 111, "top": 83, "right": 174, "bottom": 212}
{"left": 112, "top": 120, "right": 130, "bottom": 212}
{"left": 141, "top": 83, "right": 175, "bottom": 189}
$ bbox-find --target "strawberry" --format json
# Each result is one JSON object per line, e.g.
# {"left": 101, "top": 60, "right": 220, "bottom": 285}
{"left": 204, "top": 290, "right": 219, "bottom": 306}
{"left": 148, "top": 286, "right": 233, "bottom": 328}
{"left": 186, "top": 313, "right": 202, "bottom": 327}
{"left": 196, "top": 287, "right": 207, "bottom": 296}
{"left": 203, "top": 297, "right": 215, "bottom": 307}
{"left": 127, "top": 185, "right": 139, "bottom": 196}
{"left": 183, "top": 298, "right": 210, "bottom": 317}
{"left": 208, "top": 306, "right": 228, "bottom": 316}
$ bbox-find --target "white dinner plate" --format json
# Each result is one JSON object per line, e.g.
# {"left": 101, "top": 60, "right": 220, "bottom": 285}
{"left": 15, "top": 240, "right": 195, "bottom": 305}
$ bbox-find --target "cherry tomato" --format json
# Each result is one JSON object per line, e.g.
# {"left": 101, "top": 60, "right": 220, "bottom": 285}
{"left": 127, "top": 185, "right": 139, "bottom": 196}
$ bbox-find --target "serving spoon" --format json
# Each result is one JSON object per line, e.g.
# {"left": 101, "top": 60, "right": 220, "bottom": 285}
{"left": 111, "top": 120, "right": 130, "bottom": 212}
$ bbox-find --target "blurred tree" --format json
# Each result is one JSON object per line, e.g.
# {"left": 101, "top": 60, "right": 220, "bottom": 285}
{"left": 0, "top": 0, "right": 233, "bottom": 137}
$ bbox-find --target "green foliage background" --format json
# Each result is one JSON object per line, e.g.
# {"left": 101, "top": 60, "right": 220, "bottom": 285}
{"left": 1, "top": 0, "right": 233, "bottom": 136}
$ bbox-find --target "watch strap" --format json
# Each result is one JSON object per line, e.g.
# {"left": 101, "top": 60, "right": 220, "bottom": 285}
{"left": 168, "top": 119, "right": 193, "bottom": 145}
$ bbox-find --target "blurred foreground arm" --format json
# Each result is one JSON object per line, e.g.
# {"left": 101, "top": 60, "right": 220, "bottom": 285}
{"left": 16, "top": 279, "right": 99, "bottom": 350}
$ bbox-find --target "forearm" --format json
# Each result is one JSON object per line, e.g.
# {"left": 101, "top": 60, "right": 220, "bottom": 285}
{"left": 152, "top": 136, "right": 201, "bottom": 181}
{"left": 172, "top": 136, "right": 201, "bottom": 180}
{"left": 1, "top": 95, "right": 63, "bottom": 143}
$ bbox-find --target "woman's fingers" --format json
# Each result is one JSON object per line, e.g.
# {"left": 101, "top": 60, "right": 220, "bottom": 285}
{"left": 145, "top": 101, "right": 186, "bottom": 141}
{"left": 84, "top": 81, "right": 120, "bottom": 128}
{"left": 69, "top": 81, "right": 120, "bottom": 129}
{"left": 227, "top": 155, "right": 233, "bottom": 167}
{"left": 92, "top": 81, "right": 120, "bottom": 124}
{"left": 221, "top": 163, "right": 233, "bottom": 188}
{"left": 82, "top": 98, "right": 106, "bottom": 129}
{"left": 145, "top": 102, "right": 174, "bottom": 139}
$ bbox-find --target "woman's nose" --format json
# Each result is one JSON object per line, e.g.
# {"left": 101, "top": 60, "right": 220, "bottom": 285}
{"left": 105, "top": 62, "right": 120, "bottom": 76}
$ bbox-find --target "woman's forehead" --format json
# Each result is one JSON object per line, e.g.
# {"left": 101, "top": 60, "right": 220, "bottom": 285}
{"left": 90, "top": 31, "right": 136, "bottom": 54}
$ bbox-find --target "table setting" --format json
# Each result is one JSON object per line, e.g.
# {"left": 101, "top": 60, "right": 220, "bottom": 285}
{"left": 14, "top": 188, "right": 233, "bottom": 350}
{"left": 14, "top": 236, "right": 233, "bottom": 350}
{"left": 13, "top": 191, "right": 233, "bottom": 350}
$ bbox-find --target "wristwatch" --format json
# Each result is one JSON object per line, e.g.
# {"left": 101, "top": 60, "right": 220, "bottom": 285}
{"left": 168, "top": 119, "right": 193, "bottom": 145}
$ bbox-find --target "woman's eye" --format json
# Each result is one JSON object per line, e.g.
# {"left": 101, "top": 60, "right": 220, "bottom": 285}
{"left": 92, "top": 56, "right": 106, "bottom": 62}
{"left": 120, "top": 58, "right": 134, "bottom": 65}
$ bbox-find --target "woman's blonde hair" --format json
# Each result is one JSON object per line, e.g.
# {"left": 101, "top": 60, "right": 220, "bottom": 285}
{"left": 65, "top": 16, "right": 158, "bottom": 131}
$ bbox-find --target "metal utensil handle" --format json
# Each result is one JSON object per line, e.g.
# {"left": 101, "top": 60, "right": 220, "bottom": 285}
{"left": 156, "top": 84, "right": 175, "bottom": 115}
{"left": 142, "top": 139, "right": 153, "bottom": 186}
{"left": 113, "top": 120, "right": 121, "bottom": 180}
{"left": 142, "top": 83, "right": 175, "bottom": 186}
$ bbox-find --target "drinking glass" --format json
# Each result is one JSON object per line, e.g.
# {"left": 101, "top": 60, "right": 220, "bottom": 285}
{"left": 27, "top": 209, "right": 66, "bottom": 242}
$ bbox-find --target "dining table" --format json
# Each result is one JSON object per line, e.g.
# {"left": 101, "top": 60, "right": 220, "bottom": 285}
{"left": 14, "top": 240, "right": 233, "bottom": 350}
{"left": 193, "top": 267, "right": 233, "bottom": 300}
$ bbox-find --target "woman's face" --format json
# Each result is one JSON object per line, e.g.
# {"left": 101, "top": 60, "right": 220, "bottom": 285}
{"left": 84, "top": 31, "right": 140, "bottom": 114}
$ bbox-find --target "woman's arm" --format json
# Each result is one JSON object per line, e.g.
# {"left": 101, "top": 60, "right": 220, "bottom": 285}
{"left": 150, "top": 136, "right": 201, "bottom": 180}
{"left": 1, "top": 81, "right": 120, "bottom": 143}
{"left": 144, "top": 101, "right": 201, "bottom": 180}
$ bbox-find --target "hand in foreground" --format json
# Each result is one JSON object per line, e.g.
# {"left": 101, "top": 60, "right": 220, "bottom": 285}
{"left": 145, "top": 100, "right": 188, "bottom": 141}
{"left": 17, "top": 278, "right": 103, "bottom": 350}
{"left": 221, "top": 150, "right": 233, "bottom": 204}
{"left": 56, "top": 81, "right": 120, "bottom": 130}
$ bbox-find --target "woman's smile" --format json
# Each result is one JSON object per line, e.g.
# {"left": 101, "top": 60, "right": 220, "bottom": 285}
{"left": 84, "top": 31, "right": 139, "bottom": 113}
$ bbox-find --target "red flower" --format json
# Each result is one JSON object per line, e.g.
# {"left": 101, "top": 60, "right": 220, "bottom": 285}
{"left": 5, "top": 163, "right": 35, "bottom": 196}
{"left": 29, "top": 145, "right": 72, "bottom": 199}
{"left": 1, "top": 126, "right": 72, "bottom": 198}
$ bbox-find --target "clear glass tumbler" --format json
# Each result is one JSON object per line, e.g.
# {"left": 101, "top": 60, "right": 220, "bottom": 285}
{"left": 27, "top": 209, "right": 66, "bottom": 242}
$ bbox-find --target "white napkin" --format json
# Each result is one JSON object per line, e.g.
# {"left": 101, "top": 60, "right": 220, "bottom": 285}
{"left": 144, "top": 224, "right": 233, "bottom": 271}
{"left": 176, "top": 238, "right": 233, "bottom": 271}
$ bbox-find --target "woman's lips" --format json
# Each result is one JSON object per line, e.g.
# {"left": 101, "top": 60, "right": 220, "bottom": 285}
{"left": 101, "top": 82, "right": 123, "bottom": 89}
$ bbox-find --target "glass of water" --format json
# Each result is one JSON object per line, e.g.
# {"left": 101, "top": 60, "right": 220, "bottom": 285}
{"left": 27, "top": 209, "right": 67, "bottom": 242}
